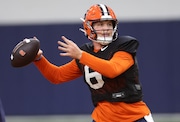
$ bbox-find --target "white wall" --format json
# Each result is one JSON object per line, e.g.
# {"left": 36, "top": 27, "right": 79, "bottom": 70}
{"left": 0, "top": 0, "right": 180, "bottom": 25}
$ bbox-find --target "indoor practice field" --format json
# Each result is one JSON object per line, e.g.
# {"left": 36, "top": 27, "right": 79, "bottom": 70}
{"left": 5, "top": 114, "right": 180, "bottom": 122}
{"left": 1, "top": 0, "right": 180, "bottom": 122}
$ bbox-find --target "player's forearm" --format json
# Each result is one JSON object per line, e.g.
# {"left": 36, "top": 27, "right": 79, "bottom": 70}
{"left": 79, "top": 51, "right": 134, "bottom": 78}
{"left": 33, "top": 56, "right": 81, "bottom": 84}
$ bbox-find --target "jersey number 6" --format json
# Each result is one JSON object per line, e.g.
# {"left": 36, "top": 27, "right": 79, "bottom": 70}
{"left": 84, "top": 65, "right": 104, "bottom": 89}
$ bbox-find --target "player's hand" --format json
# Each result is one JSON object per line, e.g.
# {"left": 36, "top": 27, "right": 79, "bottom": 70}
{"left": 58, "top": 36, "right": 82, "bottom": 59}
{"left": 34, "top": 49, "right": 43, "bottom": 61}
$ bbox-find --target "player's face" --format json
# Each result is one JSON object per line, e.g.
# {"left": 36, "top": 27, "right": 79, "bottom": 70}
{"left": 93, "top": 20, "right": 114, "bottom": 38}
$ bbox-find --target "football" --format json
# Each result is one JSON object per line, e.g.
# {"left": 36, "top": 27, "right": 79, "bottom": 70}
{"left": 10, "top": 38, "right": 40, "bottom": 67}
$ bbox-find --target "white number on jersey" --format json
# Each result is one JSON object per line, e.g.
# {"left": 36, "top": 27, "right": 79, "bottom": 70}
{"left": 84, "top": 65, "right": 104, "bottom": 89}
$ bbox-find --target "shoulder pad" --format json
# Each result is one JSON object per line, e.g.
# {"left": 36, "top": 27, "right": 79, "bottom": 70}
{"left": 80, "top": 42, "right": 93, "bottom": 50}
{"left": 118, "top": 36, "right": 137, "bottom": 43}
{"left": 117, "top": 36, "right": 139, "bottom": 53}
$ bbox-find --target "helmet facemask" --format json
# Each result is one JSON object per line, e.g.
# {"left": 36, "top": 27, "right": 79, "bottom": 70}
{"left": 93, "top": 20, "right": 118, "bottom": 45}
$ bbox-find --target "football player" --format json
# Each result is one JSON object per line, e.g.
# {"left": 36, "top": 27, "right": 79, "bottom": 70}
{"left": 34, "top": 4, "right": 154, "bottom": 122}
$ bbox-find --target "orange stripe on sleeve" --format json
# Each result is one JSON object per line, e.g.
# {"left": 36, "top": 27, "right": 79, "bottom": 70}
{"left": 79, "top": 51, "right": 134, "bottom": 78}
{"left": 33, "top": 56, "right": 82, "bottom": 84}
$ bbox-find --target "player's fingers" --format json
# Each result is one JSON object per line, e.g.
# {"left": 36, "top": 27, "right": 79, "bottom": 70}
{"left": 34, "top": 49, "right": 43, "bottom": 61}
{"left": 37, "top": 49, "right": 43, "bottom": 55}
{"left": 59, "top": 52, "right": 69, "bottom": 57}
{"left": 33, "top": 36, "right": 38, "bottom": 40}
{"left": 57, "top": 40, "right": 68, "bottom": 48}
{"left": 61, "top": 36, "right": 73, "bottom": 45}
{"left": 58, "top": 45, "right": 68, "bottom": 52}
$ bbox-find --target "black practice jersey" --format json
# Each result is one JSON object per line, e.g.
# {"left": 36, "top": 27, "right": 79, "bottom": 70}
{"left": 76, "top": 36, "right": 143, "bottom": 106}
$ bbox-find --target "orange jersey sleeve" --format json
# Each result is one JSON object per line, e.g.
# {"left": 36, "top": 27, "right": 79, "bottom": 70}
{"left": 79, "top": 51, "right": 134, "bottom": 78}
{"left": 33, "top": 56, "right": 82, "bottom": 84}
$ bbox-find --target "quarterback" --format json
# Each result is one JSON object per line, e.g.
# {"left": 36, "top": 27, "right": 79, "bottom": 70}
{"left": 34, "top": 4, "right": 154, "bottom": 122}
